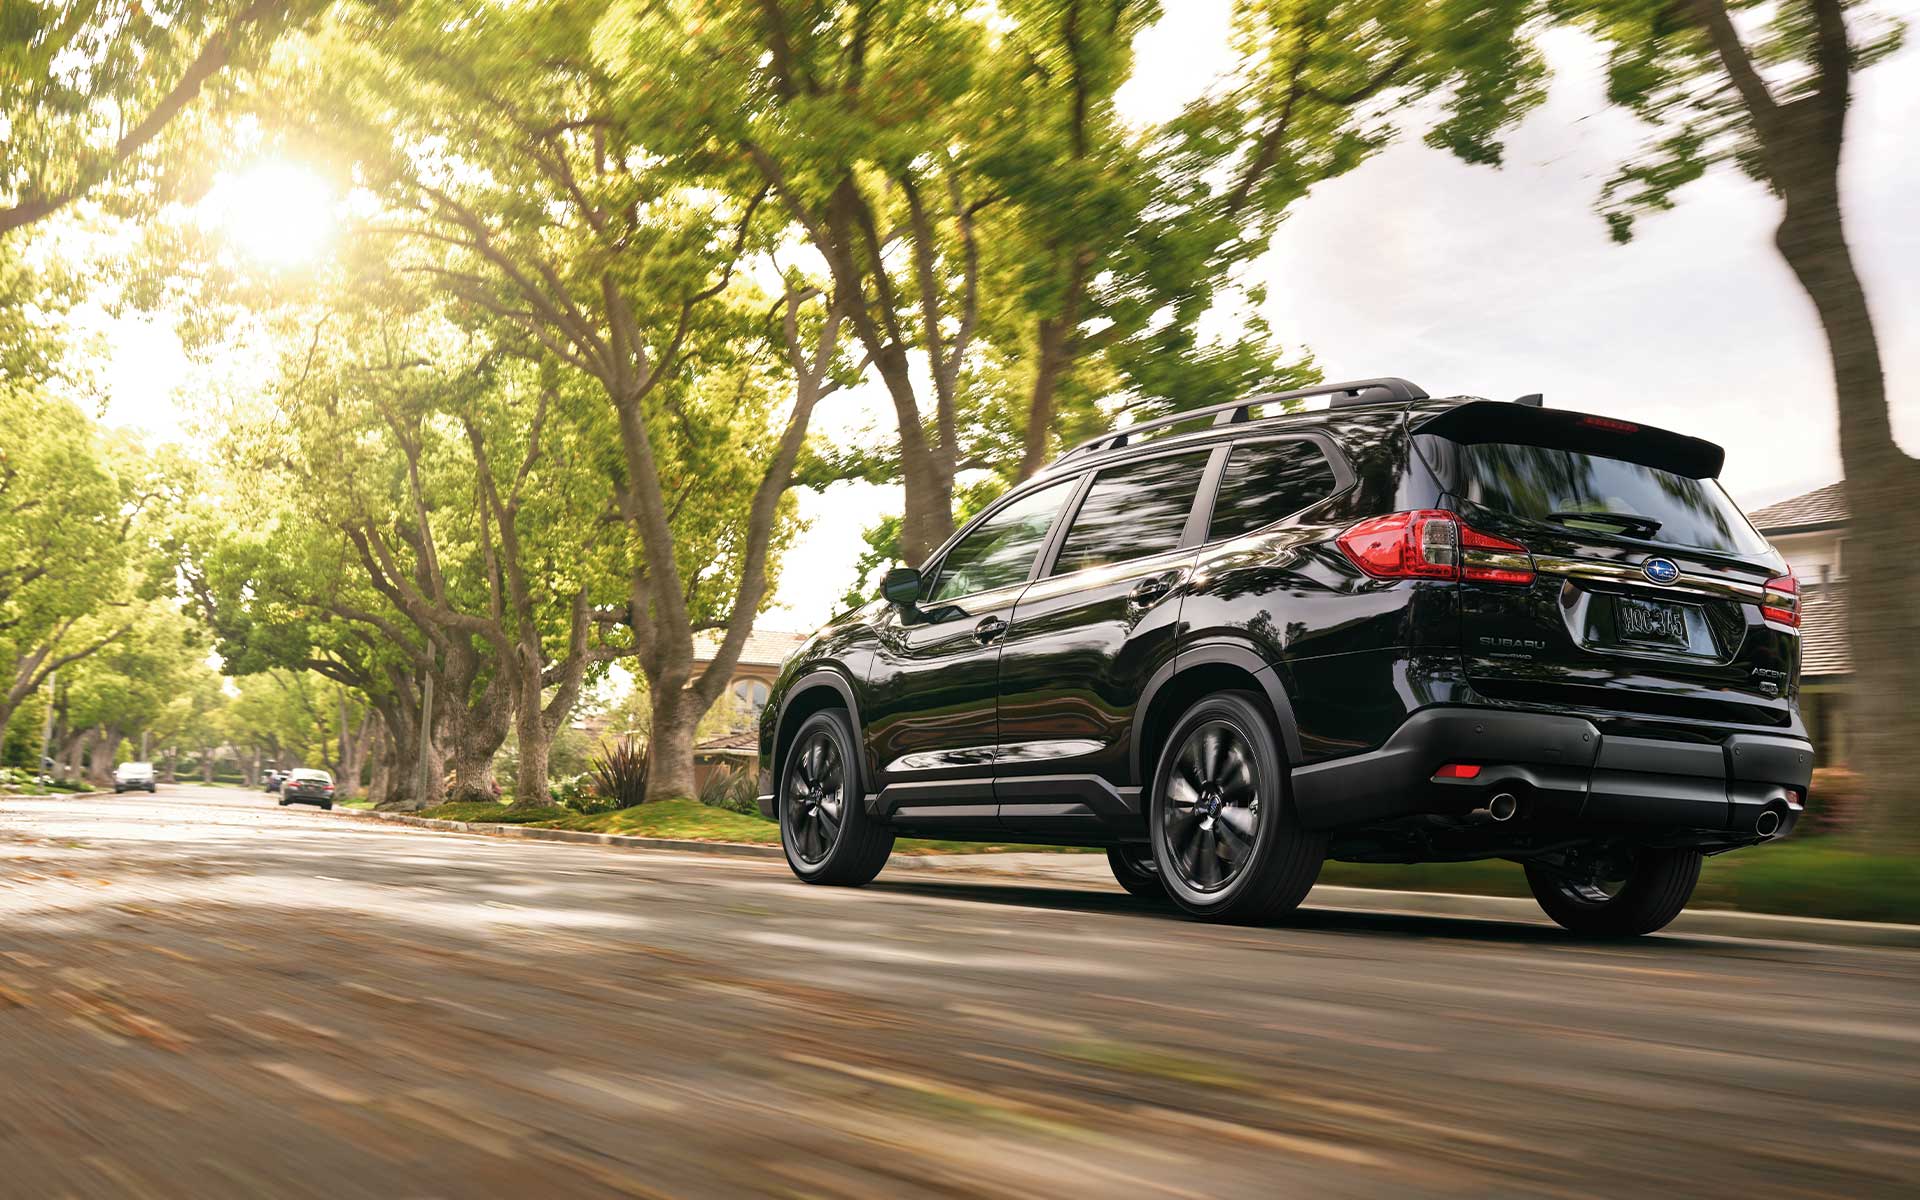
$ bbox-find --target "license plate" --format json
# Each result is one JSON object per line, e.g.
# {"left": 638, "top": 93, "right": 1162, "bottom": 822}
{"left": 1617, "top": 596, "right": 1688, "bottom": 647}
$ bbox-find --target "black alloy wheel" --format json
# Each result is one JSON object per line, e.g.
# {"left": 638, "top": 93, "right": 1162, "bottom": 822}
{"left": 779, "top": 710, "right": 894, "bottom": 887}
{"left": 1150, "top": 691, "right": 1324, "bottom": 924}
{"left": 1105, "top": 844, "right": 1167, "bottom": 899}
{"left": 1525, "top": 846, "right": 1702, "bottom": 937}
{"left": 1162, "top": 719, "right": 1263, "bottom": 893}
{"left": 784, "top": 727, "right": 846, "bottom": 867}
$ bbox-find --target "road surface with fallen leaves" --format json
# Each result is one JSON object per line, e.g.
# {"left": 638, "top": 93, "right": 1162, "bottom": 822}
{"left": 2, "top": 785, "right": 1916, "bottom": 1198}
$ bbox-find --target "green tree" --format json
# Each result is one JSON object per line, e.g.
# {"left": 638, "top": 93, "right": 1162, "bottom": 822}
{"left": 272, "top": 0, "right": 849, "bottom": 797}
{"left": 1536, "top": 0, "right": 1911, "bottom": 847}
{"left": 601, "top": 0, "right": 1545, "bottom": 562}
{"left": 0, "top": 386, "right": 147, "bottom": 736}
{"left": 0, "top": 0, "right": 323, "bottom": 238}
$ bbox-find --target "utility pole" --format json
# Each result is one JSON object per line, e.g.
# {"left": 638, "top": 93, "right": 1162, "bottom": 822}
{"left": 415, "top": 672, "right": 434, "bottom": 804}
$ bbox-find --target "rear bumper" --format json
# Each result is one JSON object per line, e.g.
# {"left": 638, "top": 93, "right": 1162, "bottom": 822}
{"left": 1291, "top": 706, "right": 1812, "bottom": 837}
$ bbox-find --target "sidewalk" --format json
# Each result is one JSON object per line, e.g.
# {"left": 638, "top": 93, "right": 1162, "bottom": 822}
{"left": 325, "top": 806, "right": 1920, "bottom": 949}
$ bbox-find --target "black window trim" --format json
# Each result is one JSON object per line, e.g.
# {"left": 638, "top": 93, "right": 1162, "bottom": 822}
{"left": 1198, "top": 431, "right": 1355, "bottom": 546}
{"left": 1037, "top": 444, "right": 1224, "bottom": 580}
{"left": 920, "top": 472, "right": 1090, "bottom": 605}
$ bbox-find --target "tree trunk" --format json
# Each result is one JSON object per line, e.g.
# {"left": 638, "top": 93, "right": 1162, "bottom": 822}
{"left": 201, "top": 745, "right": 215, "bottom": 785}
{"left": 898, "top": 442, "right": 958, "bottom": 566}
{"left": 646, "top": 685, "right": 703, "bottom": 801}
{"left": 61, "top": 729, "right": 84, "bottom": 782}
{"left": 1775, "top": 183, "right": 1920, "bottom": 853}
{"left": 91, "top": 726, "right": 124, "bottom": 786}
{"left": 510, "top": 690, "right": 557, "bottom": 809}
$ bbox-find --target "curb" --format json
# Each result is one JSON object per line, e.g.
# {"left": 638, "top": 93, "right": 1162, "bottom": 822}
{"left": 318, "top": 806, "right": 1920, "bottom": 949}
{"left": 325, "top": 806, "right": 784, "bottom": 858}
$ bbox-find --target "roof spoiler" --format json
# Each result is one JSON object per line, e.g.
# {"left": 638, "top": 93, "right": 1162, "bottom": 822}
{"left": 1411, "top": 401, "right": 1726, "bottom": 479}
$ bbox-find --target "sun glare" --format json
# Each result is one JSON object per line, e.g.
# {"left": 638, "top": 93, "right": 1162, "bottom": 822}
{"left": 200, "top": 161, "right": 336, "bottom": 267}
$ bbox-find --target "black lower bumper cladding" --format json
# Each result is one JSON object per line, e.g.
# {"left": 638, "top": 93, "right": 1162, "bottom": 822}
{"left": 1290, "top": 707, "right": 1813, "bottom": 836}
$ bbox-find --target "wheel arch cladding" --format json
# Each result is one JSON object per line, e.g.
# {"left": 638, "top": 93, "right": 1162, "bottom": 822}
{"left": 773, "top": 673, "right": 862, "bottom": 809}
{"left": 1132, "top": 645, "right": 1303, "bottom": 789}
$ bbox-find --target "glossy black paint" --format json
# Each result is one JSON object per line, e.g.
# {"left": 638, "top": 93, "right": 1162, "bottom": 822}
{"left": 757, "top": 393, "right": 1815, "bottom": 862}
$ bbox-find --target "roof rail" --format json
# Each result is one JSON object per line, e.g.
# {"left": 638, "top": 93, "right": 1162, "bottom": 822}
{"left": 1051, "top": 377, "right": 1429, "bottom": 467}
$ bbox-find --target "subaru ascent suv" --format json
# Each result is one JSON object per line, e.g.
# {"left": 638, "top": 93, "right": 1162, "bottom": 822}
{"left": 757, "top": 379, "right": 1812, "bottom": 936}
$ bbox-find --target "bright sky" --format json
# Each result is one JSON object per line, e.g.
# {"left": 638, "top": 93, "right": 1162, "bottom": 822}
{"left": 93, "top": 5, "right": 1920, "bottom": 634}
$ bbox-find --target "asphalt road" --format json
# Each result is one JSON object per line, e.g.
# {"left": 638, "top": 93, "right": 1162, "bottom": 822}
{"left": 2, "top": 785, "right": 1916, "bottom": 1199}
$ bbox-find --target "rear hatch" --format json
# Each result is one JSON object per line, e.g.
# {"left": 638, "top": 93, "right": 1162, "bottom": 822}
{"left": 1413, "top": 403, "right": 1798, "bottom": 729}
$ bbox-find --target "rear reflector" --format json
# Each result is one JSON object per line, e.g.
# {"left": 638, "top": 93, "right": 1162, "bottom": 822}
{"left": 1338, "top": 511, "right": 1534, "bottom": 586}
{"left": 1434, "top": 763, "right": 1483, "bottom": 780}
{"left": 1761, "top": 572, "right": 1799, "bottom": 627}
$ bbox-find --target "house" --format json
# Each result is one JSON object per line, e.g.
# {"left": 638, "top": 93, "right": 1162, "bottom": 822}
{"left": 1749, "top": 481, "right": 1850, "bottom": 766}
{"left": 691, "top": 628, "right": 807, "bottom": 732}
{"left": 687, "top": 628, "right": 805, "bottom": 791}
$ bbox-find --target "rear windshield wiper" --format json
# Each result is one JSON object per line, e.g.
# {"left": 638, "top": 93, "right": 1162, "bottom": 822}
{"left": 1546, "top": 510, "right": 1664, "bottom": 537}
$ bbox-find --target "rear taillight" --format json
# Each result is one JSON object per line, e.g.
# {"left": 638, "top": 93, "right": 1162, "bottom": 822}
{"left": 1337, "top": 510, "right": 1534, "bottom": 586}
{"left": 1761, "top": 572, "right": 1799, "bottom": 627}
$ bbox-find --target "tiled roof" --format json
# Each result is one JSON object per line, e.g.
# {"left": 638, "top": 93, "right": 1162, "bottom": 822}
{"left": 1798, "top": 583, "right": 1851, "bottom": 678}
{"left": 695, "top": 730, "right": 760, "bottom": 753}
{"left": 1750, "top": 481, "right": 1848, "bottom": 532}
{"left": 690, "top": 628, "right": 807, "bottom": 668}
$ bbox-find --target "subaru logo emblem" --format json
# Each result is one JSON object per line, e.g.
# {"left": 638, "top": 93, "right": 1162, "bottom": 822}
{"left": 1642, "top": 557, "right": 1680, "bottom": 585}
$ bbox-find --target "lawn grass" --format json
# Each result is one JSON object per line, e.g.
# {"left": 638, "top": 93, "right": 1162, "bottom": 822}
{"left": 415, "top": 798, "right": 1096, "bottom": 855}
{"left": 407, "top": 798, "right": 1917, "bottom": 923}
{"left": 1321, "top": 840, "right": 1920, "bottom": 925}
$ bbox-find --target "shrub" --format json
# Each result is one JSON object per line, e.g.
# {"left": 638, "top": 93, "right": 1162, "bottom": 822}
{"left": 1803, "top": 766, "right": 1865, "bottom": 836}
{"left": 588, "top": 739, "right": 650, "bottom": 810}
{"left": 555, "top": 772, "right": 621, "bottom": 815}
{"left": 697, "top": 764, "right": 760, "bottom": 816}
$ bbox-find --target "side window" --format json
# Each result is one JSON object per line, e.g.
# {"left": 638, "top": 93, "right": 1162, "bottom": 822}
{"left": 1207, "top": 439, "right": 1339, "bottom": 541}
{"left": 927, "top": 479, "right": 1076, "bottom": 603}
{"left": 1052, "top": 452, "right": 1208, "bottom": 576}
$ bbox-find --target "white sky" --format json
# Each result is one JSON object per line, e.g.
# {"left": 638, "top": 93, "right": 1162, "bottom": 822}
{"left": 95, "top": 4, "right": 1920, "bottom": 633}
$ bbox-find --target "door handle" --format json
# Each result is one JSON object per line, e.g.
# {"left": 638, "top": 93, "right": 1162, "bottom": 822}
{"left": 974, "top": 616, "right": 1008, "bottom": 644}
{"left": 1128, "top": 576, "right": 1173, "bottom": 607}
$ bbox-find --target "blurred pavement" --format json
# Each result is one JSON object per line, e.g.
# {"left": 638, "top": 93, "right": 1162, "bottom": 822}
{"left": 2, "top": 785, "right": 1916, "bottom": 1198}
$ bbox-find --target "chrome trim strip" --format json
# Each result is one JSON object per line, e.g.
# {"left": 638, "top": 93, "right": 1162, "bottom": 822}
{"left": 1533, "top": 555, "right": 1764, "bottom": 603}
{"left": 1019, "top": 546, "right": 1195, "bottom": 603}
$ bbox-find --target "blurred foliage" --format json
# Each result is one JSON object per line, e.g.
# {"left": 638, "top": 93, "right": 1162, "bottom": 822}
{"left": 589, "top": 737, "right": 653, "bottom": 809}
{"left": 697, "top": 764, "right": 761, "bottom": 816}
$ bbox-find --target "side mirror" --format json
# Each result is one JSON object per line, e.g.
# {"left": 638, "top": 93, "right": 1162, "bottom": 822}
{"left": 881, "top": 566, "right": 924, "bottom": 606}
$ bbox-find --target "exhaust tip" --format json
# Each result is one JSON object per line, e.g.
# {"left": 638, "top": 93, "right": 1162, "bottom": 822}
{"left": 1486, "top": 793, "right": 1518, "bottom": 822}
{"left": 1755, "top": 809, "right": 1781, "bottom": 838}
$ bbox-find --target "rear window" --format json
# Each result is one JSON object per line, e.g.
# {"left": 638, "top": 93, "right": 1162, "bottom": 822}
{"left": 1207, "top": 439, "right": 1339, "bottom": 541}
{"left": 1420, "top": 436, "right": 1769, "bottom": 556}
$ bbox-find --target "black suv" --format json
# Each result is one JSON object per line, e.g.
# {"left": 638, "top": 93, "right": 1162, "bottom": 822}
{"left": 758, "top": 379, "right": 1812, "bottom": 936}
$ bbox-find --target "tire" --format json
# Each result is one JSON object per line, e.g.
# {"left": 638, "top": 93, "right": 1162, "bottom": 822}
{"left": 277, "top": 799, "right": 288, "bottom": 806}
{"left": 1525, "top": 848, "right": 1702, "bottom": 937}
{"left": 1150, "top": 691, "right": 1324, "bottom": 924}
{"left": 779, "top": 709, "right": 894, "bottom": 887}
{"left": 321, "top": 800, "right": 333, "bottom": 810}
{"left": 1106, "top": 845, "right": 1167, "bottom": 899}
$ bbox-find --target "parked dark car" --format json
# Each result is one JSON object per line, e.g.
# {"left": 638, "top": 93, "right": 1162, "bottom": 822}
{"left": 757, "top": 378, "right": 1812, "bottom": 937}
{"left": 279, "top": 769, "right": 335, "bottom": 809}
{"left": 263, "top": 770, "right": 284, "bottom": 793}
